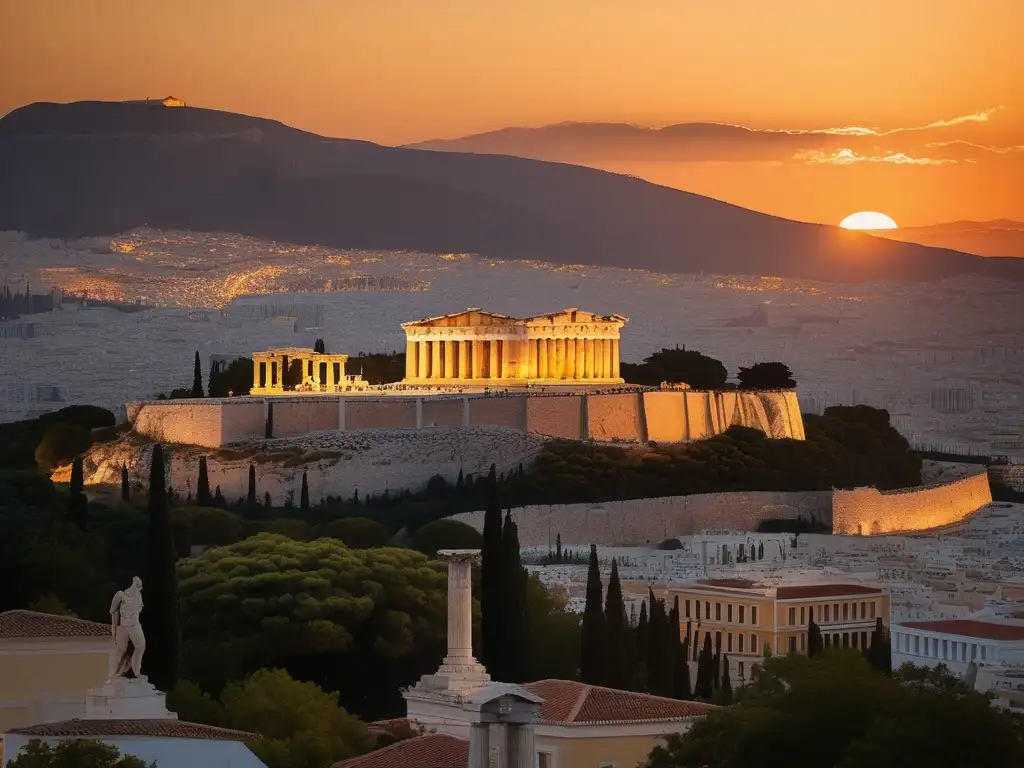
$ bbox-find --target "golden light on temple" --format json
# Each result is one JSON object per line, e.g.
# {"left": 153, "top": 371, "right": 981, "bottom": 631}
{"left": 839, "top": 211, "right": 899, "bottom": 230}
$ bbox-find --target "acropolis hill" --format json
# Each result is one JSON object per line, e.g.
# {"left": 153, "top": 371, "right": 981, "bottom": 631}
{"left": 126, "top": 308, "right": 806, "bottom": 449}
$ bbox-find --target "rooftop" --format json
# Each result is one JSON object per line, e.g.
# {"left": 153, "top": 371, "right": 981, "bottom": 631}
{"left": 333, "top": 733, "right": 468, "bottom": 768}
{"left": 0, "top": 609, "right": 109, "bottom": 639}
{"left": 899, "top": 619, "right": 1024, "bottom": 642}
{"left": 687, "top": 582, "right": 883, "bottom": 600}
{"left": 522, "top": 679, "right": 715, "bottom": 725}
{"left": 8, "top": 719, "right": 253, "bottom": 741}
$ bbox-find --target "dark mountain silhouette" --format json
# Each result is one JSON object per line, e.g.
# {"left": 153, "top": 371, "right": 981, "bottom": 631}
{"left": 1, "top": 101, "right": 1020, "bottom": 282}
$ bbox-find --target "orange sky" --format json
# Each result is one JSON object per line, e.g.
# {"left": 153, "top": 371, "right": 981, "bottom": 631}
{"left": 3, "top": 0, "right": 1022, "bottom": 225}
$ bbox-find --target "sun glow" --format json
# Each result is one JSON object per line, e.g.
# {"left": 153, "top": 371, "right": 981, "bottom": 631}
{"left": 840, "top": 211, "right": 899, "bottom": 230}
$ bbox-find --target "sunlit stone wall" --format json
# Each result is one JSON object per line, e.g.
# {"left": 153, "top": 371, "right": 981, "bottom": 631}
{"left": 130, "top": 402, "right": 224, "bottom": 449}
{"left": 422, "top": 398, "right": 465, "bottom": 428}
{"left": 526, "top": 396, "right": 584, "bottom": 440}
{"left": 469, "top": 397, "right": 526, "bottom": 429}
{"left": 451, "top": 491, "right": 834, "bottom": 547}
{"left": 272, "top": 398, "right": 340, "bottom": 438}
{"left": 586, "top": 393, "right": 645, "bottom": 442}
{"left": 832, "top": 471, "right": 992, "bottom": 535}
{"left": 345, "top": 399, "right": 417, "bottom": 430}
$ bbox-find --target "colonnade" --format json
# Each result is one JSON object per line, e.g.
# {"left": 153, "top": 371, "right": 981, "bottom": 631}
{"left": 404, "top": 336, "right": 621, "bottom": 382}
{"left": 251, "top": 350, "right": 350, "bottom": 393}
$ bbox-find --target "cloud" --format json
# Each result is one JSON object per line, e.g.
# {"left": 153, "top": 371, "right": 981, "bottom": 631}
{"left": 794, "top": 148, "right": 956, "bottom": 166}
{"left": 919, "top": 106, "right": 1004, "bottom": 130}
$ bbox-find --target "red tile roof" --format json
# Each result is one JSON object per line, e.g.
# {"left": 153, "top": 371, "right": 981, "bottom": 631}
{"left": 0, "top": 610, "right": 109, "bottom": 639}
{"left": 698, "top": 579, "right": 762, "bottom": 589}
{"left": 776, "top": 584, "right": 883, "bottom": 600}
{"left": 333, "top": 734, "right": 468, "bottom": 768}
{"left": 8, "top": 719, "right": 253, "bottom": 741}
{"left": 522, "top": 680, "right": 715, "bottom": 725}
{"left": 900, "top": 619, "right": 1024, "bottom": 642}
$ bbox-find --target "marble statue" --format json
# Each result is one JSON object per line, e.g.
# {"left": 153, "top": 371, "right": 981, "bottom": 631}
{"left": 109, "top": 576, "right": 146, "bottom": 680}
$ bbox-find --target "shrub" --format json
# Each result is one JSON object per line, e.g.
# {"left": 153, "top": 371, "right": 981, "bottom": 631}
{"left": 412, "top": 518, "right": 484, "bottom": 557}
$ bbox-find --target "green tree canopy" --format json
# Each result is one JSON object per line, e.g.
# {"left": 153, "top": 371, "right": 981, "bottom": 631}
{"left": 622, "top": 347, "right": 729, "bottom": 389}
{"left": 34, "top": 422, "right": 92, "bottom": 471}
{"left": 170, "top": 506, "right": 243, "bottom": 556}
{"left": 736, "top": 362, "right": 796, "bottom": 390}
{"left": 412, "top": 518, "right": 483, "bottom": 557}
{"left": 643, "top": 653, "right": 1024, "bottom": 768}
{"left": 320, "top": 517, "right": 391, "bottom": 549}
{"left": 8, "top": 739, "right": 153, "bottom": 768}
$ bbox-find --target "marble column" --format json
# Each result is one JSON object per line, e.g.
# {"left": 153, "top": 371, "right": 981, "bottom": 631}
{"left": 564, "top": 338, "right": 577, "bottom": 380}
{"left": 612, "top": 339, "right": 621, "bottom": 379}
{"left": 252, "top": 361, "right": 260, "bottom": 391}
{"left": 553, "top": 338, "right": 565, "bottom": 379}
{"left": 585, "top": 338, "right": 595, "bottom": 379}
{"left": 575, "top": 340, "right": 585, "bottom": 382}
{"left": 528, "top": 338, "right": 538, "bottom": 378}
{"left": 501, "top": 341, "right": 513, "bottom": 379}
{"left": 417, "top": 341, "right": 429, "bottom": 379}
{"left": 431, "top": 341, "right": 442, "bottom": 380}
{"left": 270, "top": 360, "right": 278, "bottom": 388}
{"left": 538, "top": 338, "right": 549, "bottom": 378}
{"left": 473, "top": 340, "right": 485, "bottom": 378}
{"left": 459, "top": 340, "right": 470, "bottom": 380}
{"left": 490, "top": 340, "right": 500, "bottom": 380}
{"left": 405, "top": 341, "right": 416, "bottom": 380}
{"left": 603, "top": 338, "right": 613, "bottom": 380}
{"left": 445, "top": 340, "right": 456, "bottom": 381}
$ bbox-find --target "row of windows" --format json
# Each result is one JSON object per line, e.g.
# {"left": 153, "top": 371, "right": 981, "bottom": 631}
{"left": 691, "top": 629, "right": 758, "bottom": 656}
{"left": 685, "top": 599, "right": 758, "bottom": 625}
{"left": 787, "top": 630, "right": 872, "bottom": 653}
{"left": 786, "top": 600, "right": 877, "bottom": 627}
{"left": 894, "top": 632, "right": 989, "bottom": 662}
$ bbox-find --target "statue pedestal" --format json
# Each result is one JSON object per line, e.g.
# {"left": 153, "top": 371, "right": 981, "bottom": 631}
{"left": 86, "top": 676, "right": 177, "bottom": 720}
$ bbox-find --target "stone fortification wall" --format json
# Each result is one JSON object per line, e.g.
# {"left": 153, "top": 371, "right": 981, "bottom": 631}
{"left": 129, "top": 401, "right": 224, "bottom": 449}
{"left": 832, "top": 471, "right": 992, "bottom": 535}
{"left": 450, "top": 491, "right": 833, "bottom": 548}
{"left": 126, "top": 389, "right": 804, "bottom": 447}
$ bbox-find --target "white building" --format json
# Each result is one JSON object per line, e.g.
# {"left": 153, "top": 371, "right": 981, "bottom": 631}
{"left": 892, "top": 618, "right": 1024, "bottom": 683}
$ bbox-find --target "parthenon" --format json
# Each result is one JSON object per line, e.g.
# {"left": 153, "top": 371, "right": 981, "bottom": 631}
{"left": 401, "top": 308, "right": 628, "bottom": 384}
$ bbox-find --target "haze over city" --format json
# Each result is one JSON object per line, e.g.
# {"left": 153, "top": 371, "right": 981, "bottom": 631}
{"left": 1, "top": 3, "right": 1023, "bottom": 768}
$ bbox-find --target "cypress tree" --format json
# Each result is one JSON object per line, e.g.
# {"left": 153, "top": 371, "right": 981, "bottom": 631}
{"left": 246, "top": 464, "right": 257, "bottom": 509}
{"left": 265, "top": 402, "right": 274, "bottom": 439}
{"left": 142, "top": 444, "right": 180, "bottom": 691}
{"left": 867, "top": 617, "right": 891, "bottom": 673}
{"left": 195, "top": 457, "right": 211, "bottom": 507}
{"left": 694, "top": 634, "right": 714, "bottom": 699}
{"left": 580, "top": 544, "right": 606, "bottom": 685}
{"left": 68, "top": 456, "right": 89, "bottom": 530}
{"left": 300, "top": 472, "right": 310, "bottom": 511}
{"left": 121, "top": 464, "right": 130, "bottom": 502}
{"left": 555, "top": 533, "right": 562, "bottom": 563}
{"left": 455, "top": 468, "right": 464, "bottom": 491}
{"left": 264, "top": 490, "right": 272, "bottom": 508}
{"left": 501, "top": 510, "right": 529, "bottom": 682}
{"left": 314, "top": 338, "right": 326, "bottom": 354}
{"left": 646, "top": 590, "right": 665, "bottom": 695}
{"left": 713, "top": 638, "right": 722, "bottom": 690}
{"left": 808, "top": 615, "right": 824, "bottom": 658}
{"left": 207, "top": 360, "right": 219, "bottom": 398}
{"left": 720, "top": 655, "right": 733, "bottom": 704}
{"left": 604, "top": 559, "right": 628, "bottom": 689}
{"left": 480, "top": 464, "right": 504, "bottom": 676}
{"left": 213, "top": 486, "right": 226, "bottom": 509}
{"left": 191, "top": 352, "right": 203, "bottom": 398}
{"left": 633, "top": 601, "right": 649, "bottom": 691}
{"left": 674, "top": 636, "right": 692, "bottom": 700}
{"left": 757, "top": 541, "right": 764, "bottom": 560}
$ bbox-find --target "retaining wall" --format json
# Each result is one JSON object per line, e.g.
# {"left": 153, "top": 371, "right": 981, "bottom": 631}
{"left": 832, "top": 471, "right": 992, "bottom": 535}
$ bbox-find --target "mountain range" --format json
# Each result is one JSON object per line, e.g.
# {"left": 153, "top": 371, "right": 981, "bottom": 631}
{"left": 877, "top": 220, "right": 1024, "bottom": 259}
{"left": 1, "top": 101, "right": 1021, "bottom": 282}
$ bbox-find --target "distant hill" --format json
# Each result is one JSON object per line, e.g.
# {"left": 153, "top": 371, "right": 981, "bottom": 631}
{"left": 1, "top": 101, "right": 1020, "bottom": 282}
{"left": 878, "top": 220, "right": 1024, "bottom": 258}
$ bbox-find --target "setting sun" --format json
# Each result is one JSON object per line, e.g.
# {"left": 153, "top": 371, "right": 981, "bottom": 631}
{"left": 840, "top": 211, "right": 899, "bottom": 230}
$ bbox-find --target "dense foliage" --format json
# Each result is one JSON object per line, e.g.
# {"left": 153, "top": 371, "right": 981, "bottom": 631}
{"left": 0, "top": 405, "right": 114, "bottom": 469}
{"left": 644, "top": 654, "right": 1024, "bottom": 768}
{"left": 621, "top": 347, "right": 730, "bottom": 389}
{"left": 8, "top": 740, "right": 153, "bottom": 768}
{"left": 737, "top": 362, "right": 796, "bottom": 389}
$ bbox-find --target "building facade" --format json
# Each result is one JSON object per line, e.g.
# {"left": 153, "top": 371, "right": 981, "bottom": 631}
{"left": 401, "top": 308, "right": 628, "bottom": 385}
{"left": 892, "top": 618, "right": 1024, "bottom": 674}
{"left": 665, "top": 581, "right": 891, "bottom": 683}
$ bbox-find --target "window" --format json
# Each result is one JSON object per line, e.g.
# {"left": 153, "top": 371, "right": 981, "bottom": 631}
{"left": 981, "top": 645, "right": 987, "bottom": 661}
{"left": 807, "top": 605, "right": 813, "bottom": 622}
{"left": 751, "top": 634, "right": 758, "bottom": 653}
{"left": 833, "top": 603, "right": 840, "bottom": 619}
{"left": 860, "top": 602, "right": 866, "bottom": 619}
{"left": 851, "top": 632, "right": 858, "bottom": 649}
{"left": 685, "top": 600, "right": 691, "bottom": 618}
{"left": 739, "top": 634, "right": 745, "bottom": 653}
{"left": 843, "top": 603, "right": 849, "bottom": 621}
{"left": 716, "top": 602, "right": 722, "bottom": 621}
{"left": 789, "top": 636, "right": 797, "bottom": 652}
{"left": 971, "top": 643, "right": 978, "bottom": 660}
{"left": 727, "top": 633, "right": 733, "bottom": 652}
{"left": 751, "top": 606, "right": 758, "bottom": 625}
{"left": 739, "top": 605, "right": 746, "bottom": 624}
{"left": 870, "top": 602, "right": 876, "bottom": 619}
{"left": 705, "top": 601, "right": 711, "bottom": 620}
{"left": 727, "top": 604, "right": 733, "bottom": 623}
{"left": 738, "top": 661, "right": 745, "bottom": 679}
{"left": 800, "top": 633, "right": 806, "bottom": 651}
{"left": 788, "top": 607, "right": 796, "bottom": 625}
{"left": 715, "top": 631, "right": 722, "bottom": 650}
{"left": 537, "top": 752, "right": 553, "bottom": 768}
{"left": 824, "top": 605, "right": 830, "bottom": 622}
{"left": 800, "top": 606, "right": 806, "bottom": 625}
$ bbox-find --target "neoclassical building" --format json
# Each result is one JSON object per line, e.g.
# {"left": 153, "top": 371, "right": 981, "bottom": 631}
{"left": 402, "top": 308, "right": 628, "bottom": 384}
{"left": 251, "top": 347, "right": 355, "bottom": 394}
